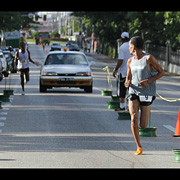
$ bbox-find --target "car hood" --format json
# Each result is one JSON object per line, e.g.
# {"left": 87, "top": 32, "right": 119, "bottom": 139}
{"left": 42, "top": 64, "right": 91, "bottom": 74}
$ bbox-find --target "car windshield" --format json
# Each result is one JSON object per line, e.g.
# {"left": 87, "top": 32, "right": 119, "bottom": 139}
{"left": 71, "top": 44, "right": 78, "bottom": 47}
{"left": 52, "top": 43, "right": 60, "bottom": 46}
{"left": 45, "top": 54, "right": 88, "bottom": 65}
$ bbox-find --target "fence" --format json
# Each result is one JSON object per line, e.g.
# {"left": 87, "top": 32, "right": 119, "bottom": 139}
{"left": 145, "top": 44, "right": 180, "bottom": 74}
{"left": 170, "top": 50, "right": 180, "bottom": 65}
{"left": 147, "top": 44, "right": 166, "bottom": 62}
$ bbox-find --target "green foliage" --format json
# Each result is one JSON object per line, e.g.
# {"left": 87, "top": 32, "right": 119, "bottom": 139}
{"left": 72, "top": 11, "right": 180, "bottom": 53}
{"left": 32, "top": 31, "right": 39, "bottom": 37}
{"left": 0, "top": 11, "right": 38, "bottom": 32}
{"left": 51, "top": 31, "right": 60, "bottom": 38}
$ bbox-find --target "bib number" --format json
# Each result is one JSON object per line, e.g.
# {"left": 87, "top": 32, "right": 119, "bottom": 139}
{"left": 139, "top": 95, "right": 152, "bottom": 102}
{"left": 22, "top": 58, "right": 28, "bottom": 65}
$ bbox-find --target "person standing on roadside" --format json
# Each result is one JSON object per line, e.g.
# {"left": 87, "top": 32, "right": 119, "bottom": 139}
{"left": 125, "top": 36, "right": 164, "bottom": 155}
{"left": 42, "top": 41, "right": 46, "bottom": 51}
{"left": 113, "top": 32, "right": 132, "bottom": 111}
{"left": 87, "top": 41, "right": 91, "bottom": 53}
{"left": 14, "top": 42, "right": 39, "bottom": 95}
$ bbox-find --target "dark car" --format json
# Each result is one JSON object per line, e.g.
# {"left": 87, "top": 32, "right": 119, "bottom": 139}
{"left": 69, "top": 44, "right": 80, "bottom": 51}
{"left": 50, "top": 42, "right": 61, "bottom": 51}
{"left": 66, "top": 40, "right": 78, "bottom": 47}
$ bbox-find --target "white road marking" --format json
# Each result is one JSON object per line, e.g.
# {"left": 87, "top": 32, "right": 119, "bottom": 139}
{"left": 2, "top": 108, "right": 9, "bottom": 111}
{"left": 0, "top": 117, "right": 6, "bottom": 121}
{"left": 9, "top": 96, "right": 14, "bottom": 100}
{"left": 0, "top": 112, "right": 8, "bottom": 115}
{"left": 0, "top": 122, "right": 4, "bottom": 126}
{"left": 162, "top": 87, "right": 172, "bottom": 91}
{"left": 163, "top": 125, "right": 175, "bottom": 133}
{"left": 3, "top": 103, "right": 11, "bottom": 106}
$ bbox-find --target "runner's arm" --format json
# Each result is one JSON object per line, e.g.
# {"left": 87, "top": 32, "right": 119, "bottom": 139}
{"left": 27, "top": 49, "right": 39, "bottom": 66}
{"left": 14, "top": 51, "right": 19, "bottom": 63}
{"left": 113, "top": 59, "right": 123, "bottom": 77}
{"left": 139, "top": 55, "right": 165, "bottom": 86}
{"left": 125, "top": 57, "right": 132, "bottom": 88}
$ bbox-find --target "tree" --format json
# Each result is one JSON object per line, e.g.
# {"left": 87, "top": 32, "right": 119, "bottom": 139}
{"left": 0, "top": 12, "right": 38, "bottom": 32}
{"left": 72, "top": 11, "right": 180, "bottom": 53}
{"left": 51, "top": 31, "right": 60, "bottom": 38}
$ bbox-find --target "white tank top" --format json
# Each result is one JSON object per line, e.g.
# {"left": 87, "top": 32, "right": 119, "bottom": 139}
{"left": 17, "top": 49, "right": 29, "bottom": 69}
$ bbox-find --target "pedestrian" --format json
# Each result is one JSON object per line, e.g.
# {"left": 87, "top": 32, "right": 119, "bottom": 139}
{"left": 84, "top": 41, "right": 87, "bottom": 53}
{"left": 87, "top": 41, "right": 91, "bottom": 53}
{"left": 125, "top": 36, "right": 164, "bottom": 155}
{"left": 14, "top": 42, "right": 39, "bottom": 95}
{"left": 113, "top": 32, "right": 132, "bottom": 111}
{"left": 42, "top": 41, "right": 46, "bottom": 51}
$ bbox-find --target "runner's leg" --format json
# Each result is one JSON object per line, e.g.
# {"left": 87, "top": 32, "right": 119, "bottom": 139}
{"left": 25, "top": 68, "right": 30, "bottom": 83}
{"left": 139, "top": 105, "right": 151, "bottom": 129}
{"left": 19, "top": 70, "right": 25, "bottom": 91}
{"left": 129, "top": 99, "right": 142, "bottom": 148}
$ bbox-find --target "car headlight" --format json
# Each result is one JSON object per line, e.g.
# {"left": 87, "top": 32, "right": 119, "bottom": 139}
{"left": 76, "top": 72, "right": 91, "bottom": 76}
{"left": 42, "top": 72, "right": 57, "bottom": 76}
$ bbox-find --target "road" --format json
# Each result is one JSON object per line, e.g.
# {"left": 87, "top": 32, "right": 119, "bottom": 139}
{"left": 0, "top": 43, "right": 179, "bottom": 168}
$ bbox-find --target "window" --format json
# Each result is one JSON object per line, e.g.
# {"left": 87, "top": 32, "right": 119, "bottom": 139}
{"left": 45, "top": 54, "right": 88, "bottom": 65}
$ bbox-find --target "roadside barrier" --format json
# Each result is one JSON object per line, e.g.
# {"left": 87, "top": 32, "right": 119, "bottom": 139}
{"left": 101, "top": 66, "right": 112, "bottom": 96}
{"left": 156, "top": 92, "right": 180, "bottom": 102}
{"left": 102, "top": 66, "right": 112, "bottom": 90}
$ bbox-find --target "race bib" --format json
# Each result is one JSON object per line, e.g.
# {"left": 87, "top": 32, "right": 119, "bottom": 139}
{"left": 17, "top": 58, "right": 28, "bottom": 69}
{"left": 22, "top": 58, "right": 28, "bottom": 65}
{"left": 139, "top": 95, "right": 153, "bottom": 102}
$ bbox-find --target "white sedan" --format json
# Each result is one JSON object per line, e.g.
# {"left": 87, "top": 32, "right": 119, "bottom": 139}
{"left": 39, "top": 49, "right": 93, "bottom": 92}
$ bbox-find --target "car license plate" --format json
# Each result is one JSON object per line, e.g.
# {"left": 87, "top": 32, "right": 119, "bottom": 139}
{"left": 59, "top": 78, "right": 66, "bottom": 81}
{"left": 59, "top": 78, "right": 74, "bottom": 81}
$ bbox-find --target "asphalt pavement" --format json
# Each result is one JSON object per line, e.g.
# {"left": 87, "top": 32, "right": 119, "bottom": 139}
{"left": 0, "top": 43, "right": 179, "bottom": 168}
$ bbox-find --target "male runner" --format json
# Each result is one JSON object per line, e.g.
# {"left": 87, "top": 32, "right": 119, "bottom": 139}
{"left": 14, "top": 42, "right": 39, "bottom": 95}
{"left": 125, "top": 36, "right": 164, "bottom": 155}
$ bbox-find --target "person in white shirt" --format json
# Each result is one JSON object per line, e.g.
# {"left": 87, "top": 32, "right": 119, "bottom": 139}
{"left": 87, "top": 41, "right": 91, "bottom": 53}
{"left": 113, "top": 32, "right": 132, "bottom": 110}
{"left": 14, "top": 42, "right": 39, "bottom": 95}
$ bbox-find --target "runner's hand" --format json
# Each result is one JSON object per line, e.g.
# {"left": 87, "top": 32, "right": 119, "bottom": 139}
{"left": 125, "top": 80, "right": 131, "bottom": 88}
{"left": 139, "top": 79, "right": 149, "bottom": 86}
{"left": 35, "top": 62, "right": 40, "bottom": 66}
{"left": 113, "top": 70, "right": 117, "bottom": 78}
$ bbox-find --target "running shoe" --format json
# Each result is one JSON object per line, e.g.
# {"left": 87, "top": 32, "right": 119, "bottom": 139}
{"left": 134, "top": 147, "right": 143, "bottom": 155}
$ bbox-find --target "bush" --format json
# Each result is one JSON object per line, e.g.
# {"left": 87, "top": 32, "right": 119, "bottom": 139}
{"left": 50, "top": 37, "right": 68, "bottom": 42}
{"left": 51, "top": 31, "right": 60, "bottom": 38}
{"left": 102, "top": 42, "right": 117, "bottom": 59}
{"left": 32, "top": 31, "right": 39, "bottom": 37}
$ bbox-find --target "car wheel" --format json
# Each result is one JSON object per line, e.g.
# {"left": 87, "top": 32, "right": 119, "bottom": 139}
{"left": 84, "top": 85, "right": 93, "bottom": 93}
{"left": 3, "top": 71, "right": 9, "bottom": 77}
{"left": 39, "top": 79, "right": 47, "bottom": 92}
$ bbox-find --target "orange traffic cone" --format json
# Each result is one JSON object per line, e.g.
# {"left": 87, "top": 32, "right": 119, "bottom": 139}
{"left": 173, "top": 108, "right": 180, "bottom": 137}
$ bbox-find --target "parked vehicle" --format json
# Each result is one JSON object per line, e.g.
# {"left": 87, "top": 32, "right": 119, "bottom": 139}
{"left": 0, "top": 51, "right": 8, "bottom": 77}
{"left": 3, "top": 50, "right": 14, "bottom": 73}
{"left": 0, "top": 52, "right": 4, "bottom": 80}
{"left": 4, "top": 30, "right": 22, "bottom": 48}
